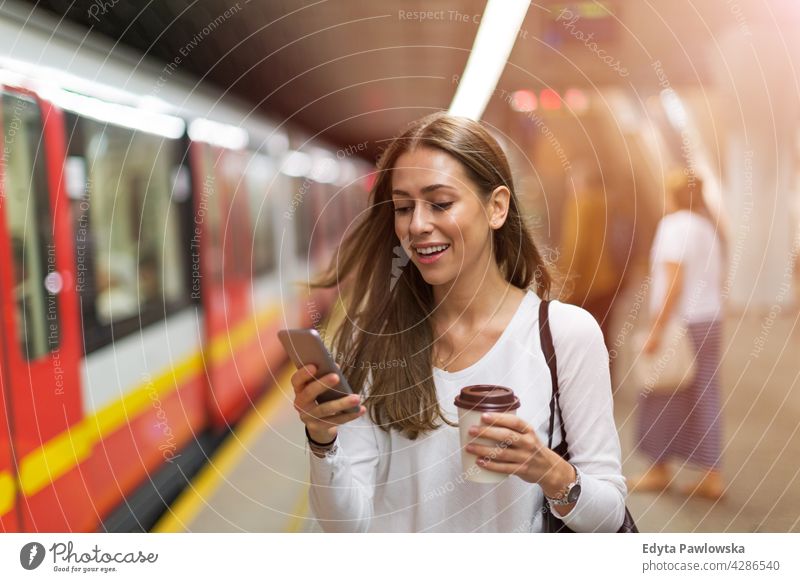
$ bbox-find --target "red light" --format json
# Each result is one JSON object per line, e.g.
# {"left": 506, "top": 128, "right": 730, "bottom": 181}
{"left": 540, "top": 89, "right": 561, "bottom": 110}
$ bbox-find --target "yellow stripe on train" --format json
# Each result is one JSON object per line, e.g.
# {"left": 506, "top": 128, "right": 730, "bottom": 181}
{"left": 12, "top": 304, "right": 280, "bottom": 504}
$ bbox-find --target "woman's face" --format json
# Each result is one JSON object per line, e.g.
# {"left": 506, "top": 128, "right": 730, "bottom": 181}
{"left": 391, "top": 147, "right": 507, "bottom": 287}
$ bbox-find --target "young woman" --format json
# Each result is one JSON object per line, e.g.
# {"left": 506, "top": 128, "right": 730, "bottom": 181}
{"left": 631, "top": 172, "right": 726, "bottom": 500}
{"left": 291, "top": 113, "right": 627, "bottom": 532}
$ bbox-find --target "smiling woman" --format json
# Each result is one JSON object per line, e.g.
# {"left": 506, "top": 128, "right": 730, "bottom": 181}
{"left": 292, "top": 112, "right": 627, "bottom": 533}
{"left": 310, "top": 112, "right": 551, "bottom": 438}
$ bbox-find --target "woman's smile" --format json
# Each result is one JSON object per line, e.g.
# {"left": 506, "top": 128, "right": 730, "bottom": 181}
{"left": 413, "top": 242, "right": 451, "bottom": 264}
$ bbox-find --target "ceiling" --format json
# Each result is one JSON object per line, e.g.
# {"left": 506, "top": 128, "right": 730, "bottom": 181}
{"left": 19, "top": 0, "right": 800, "bottom": 159}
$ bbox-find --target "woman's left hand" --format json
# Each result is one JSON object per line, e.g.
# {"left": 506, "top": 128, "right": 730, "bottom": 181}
{"left": 465, "top": 412, "right": 573, "bottom": 494}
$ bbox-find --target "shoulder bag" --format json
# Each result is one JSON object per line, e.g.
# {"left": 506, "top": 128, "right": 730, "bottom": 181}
{"left": 537, "top": 299, "right": 639, "bottom": 533}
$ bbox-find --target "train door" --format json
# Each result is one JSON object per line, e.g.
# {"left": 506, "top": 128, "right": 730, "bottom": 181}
{"left": 0, "top": 90, "right": 85, "bottom": 531}
{"left": 192, "top": 142, "right": 257, "bottom": 427}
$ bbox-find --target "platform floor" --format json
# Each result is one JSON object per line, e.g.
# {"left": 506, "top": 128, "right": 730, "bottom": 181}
{"left": 154, "top": 287, "right": 800, "bottom": 533}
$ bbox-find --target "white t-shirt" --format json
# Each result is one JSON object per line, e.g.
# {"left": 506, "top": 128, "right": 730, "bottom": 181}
{"left": 308, "top": 291, "right": 626, "bottom": 532}
{"left": 649, "top": 210, "right": 724, "bottom": 323}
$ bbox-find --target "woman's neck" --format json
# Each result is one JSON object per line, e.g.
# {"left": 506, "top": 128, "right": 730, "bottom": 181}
{"left": 431, "top": 263, "right": 517, "bottom": 328}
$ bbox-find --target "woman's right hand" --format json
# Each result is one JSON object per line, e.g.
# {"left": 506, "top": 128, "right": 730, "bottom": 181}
{"left": 291, "top": 364, "right": 366, "bottom": 443}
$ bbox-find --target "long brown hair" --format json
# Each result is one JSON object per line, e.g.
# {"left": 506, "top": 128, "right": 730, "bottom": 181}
{"left": 310, "top": 112, "right": 551, "bottom": 439}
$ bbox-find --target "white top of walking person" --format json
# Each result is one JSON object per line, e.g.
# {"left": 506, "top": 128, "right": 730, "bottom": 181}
{"left": 649, "top": 209, "right": 724, "bottom": 323}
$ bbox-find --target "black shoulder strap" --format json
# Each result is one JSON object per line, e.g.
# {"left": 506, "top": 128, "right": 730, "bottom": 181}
{"left": 538, "top": 299, "right": 570, "bottom": 460}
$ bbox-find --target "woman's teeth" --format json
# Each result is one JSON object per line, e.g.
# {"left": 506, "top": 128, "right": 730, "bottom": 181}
{"left": 416, "top": 244, "right": 450, "bottom": 255}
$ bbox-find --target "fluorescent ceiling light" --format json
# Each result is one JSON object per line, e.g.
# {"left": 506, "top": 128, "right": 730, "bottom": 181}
{"left": 1, "top": 56, "right": 171, "bottom": 113}
{"left": 267, "top": 132, "right": 290, "bottom": 156}
{"left": 281, "top": 150, "right": 313, "bottom": 177}
{"left": 309, "top": 154, "right": 339, "bottom": 184}
{"left": 188, "top": 118, "right": 249, "bottom": 150}
{"left": 44, "top": 88, "right": 185, "bottom": 139}
{"left": 448, "top": 0, "right": 530, "bottom": 120}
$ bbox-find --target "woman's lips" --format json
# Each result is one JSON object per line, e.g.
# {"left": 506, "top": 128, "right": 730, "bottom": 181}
{"left": 414, "top": 244, "right": 450, "bottom": 264}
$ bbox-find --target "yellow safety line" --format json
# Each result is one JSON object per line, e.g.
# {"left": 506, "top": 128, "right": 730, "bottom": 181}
{"left": 0, "top": 304, "right": 281, "bottom": 518}
{"left": 283, "top": 485, "right": 311, "bottom": 533}
{"left": 0, "top": 470, "right": 14, "bottom": 516}
{"left": 151, "top": 366, "right": 294, "bottom": 533}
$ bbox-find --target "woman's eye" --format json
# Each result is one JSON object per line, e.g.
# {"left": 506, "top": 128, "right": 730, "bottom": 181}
{"left": 392, "top": 202, "right": 453, "bottom": 213}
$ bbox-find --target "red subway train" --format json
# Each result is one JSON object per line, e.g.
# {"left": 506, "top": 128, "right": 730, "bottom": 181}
{"left": 0, "top": 44, "right": 368, "bottom": 531}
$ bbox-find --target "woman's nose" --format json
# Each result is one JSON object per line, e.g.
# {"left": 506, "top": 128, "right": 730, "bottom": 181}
{"left": 409, "top": 202, "right": 434, "bottom": 235}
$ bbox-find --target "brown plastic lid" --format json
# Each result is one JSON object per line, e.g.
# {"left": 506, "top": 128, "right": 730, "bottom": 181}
{"left": 453, "top": 385, "right": 520, "bottom": 412}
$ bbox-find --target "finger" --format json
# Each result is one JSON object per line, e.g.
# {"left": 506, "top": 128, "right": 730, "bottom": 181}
{"left": 295, "top": 373, "right": 343, "bottom": 408}
{"left": 308, "top": 393, "right": 362, "bottom": 420}
{"left": 474, "top": 457, "right": 521, "bottom": 475}
{"left": 467, "top": 442, "right": 531, "bottom": 464}
{"left": 480, "top": 412, "right": 533, "bottom": 435}
{"left": 469, "top": 425, "right": 526, "bottom": 447}
{"left": 291, "top": 364, "right": 318, "bottom": 393}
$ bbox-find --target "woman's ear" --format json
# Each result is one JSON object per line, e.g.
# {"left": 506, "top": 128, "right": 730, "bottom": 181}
{"left": 487, "top": 186, "right": 511, "bottom": 229}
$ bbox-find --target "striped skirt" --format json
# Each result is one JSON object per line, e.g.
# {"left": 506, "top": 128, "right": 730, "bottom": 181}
{"left": 635, "top": 319, "right": 723, "bottom": 470}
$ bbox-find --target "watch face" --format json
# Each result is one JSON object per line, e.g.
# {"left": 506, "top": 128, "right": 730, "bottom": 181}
{"left": 567, "top": 483, "right": 581, "bottom": 504}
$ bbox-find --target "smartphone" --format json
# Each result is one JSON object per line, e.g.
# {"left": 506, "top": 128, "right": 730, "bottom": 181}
{"left": 278, "top": 328, "right": 359, "bottom": 414}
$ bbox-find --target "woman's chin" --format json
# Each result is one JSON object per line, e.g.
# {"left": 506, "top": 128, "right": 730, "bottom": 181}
{"left": 417, "top": 269, "right": 456, "bottom": 287}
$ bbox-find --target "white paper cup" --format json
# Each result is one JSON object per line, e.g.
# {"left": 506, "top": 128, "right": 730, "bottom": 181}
{"left": 454, "top": 385, "right": 521, "bottom": 484}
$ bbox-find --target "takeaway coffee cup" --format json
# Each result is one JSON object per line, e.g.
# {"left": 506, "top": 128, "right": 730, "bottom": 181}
{"left": 454, "top": 385, "right": 521, "bottom": 483}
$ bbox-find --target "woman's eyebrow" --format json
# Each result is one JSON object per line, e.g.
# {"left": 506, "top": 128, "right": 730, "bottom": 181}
{"left": 391, "top": 184, "right": 455, "bottom": 197}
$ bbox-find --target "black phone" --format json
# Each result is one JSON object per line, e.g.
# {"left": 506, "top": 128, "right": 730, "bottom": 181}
{"left": 278, "top": 328, "right": 359, "bottom": 414}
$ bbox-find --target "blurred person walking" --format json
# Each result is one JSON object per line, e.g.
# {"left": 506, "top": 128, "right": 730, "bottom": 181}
{"left": 630, "top": 172, "right": 726, "bottom": 500}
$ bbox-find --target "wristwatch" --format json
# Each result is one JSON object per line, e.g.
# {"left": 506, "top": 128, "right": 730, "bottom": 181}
{"left": 544, "top": 463, "right": 581, "bottom": 506}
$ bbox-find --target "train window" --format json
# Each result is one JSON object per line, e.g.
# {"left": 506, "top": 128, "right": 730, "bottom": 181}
{"left": 1, "top": 93, "right": 61, "bottom": 360}
{"left": 245, "top": 154, "right": 277, "bottom": 276}
{"left": 64, "top": 113, "right": 189, "bottom": 351}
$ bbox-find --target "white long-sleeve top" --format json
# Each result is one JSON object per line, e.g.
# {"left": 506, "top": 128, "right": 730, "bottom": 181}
{"left": 308, "top": 291, "right": 627, "bottom": 532}
{"left": 649, "top": 210, "right": 724, "bottom": 323}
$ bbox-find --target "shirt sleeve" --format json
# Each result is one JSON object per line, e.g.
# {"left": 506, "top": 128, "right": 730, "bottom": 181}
{"left": 652, "top": 213, "right": 692, "bottom": 265}
{"left": 307, "top": 371, "right": 383, "bottom": 533}
{"left": 547, "top": 301, "right": 627, "bottom": 532}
